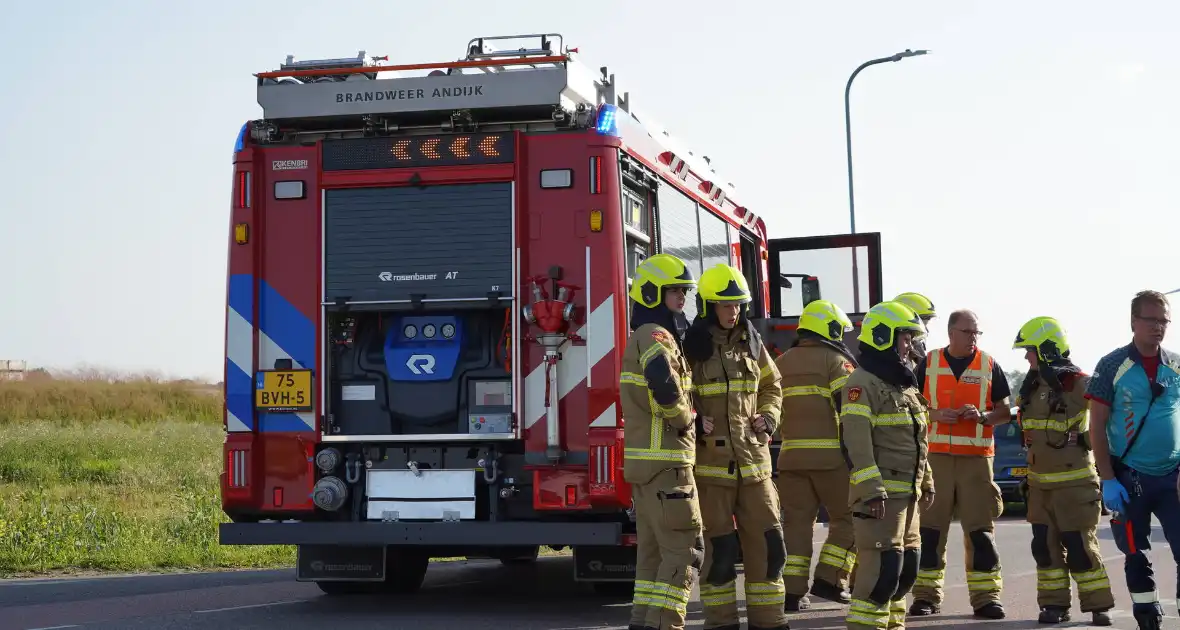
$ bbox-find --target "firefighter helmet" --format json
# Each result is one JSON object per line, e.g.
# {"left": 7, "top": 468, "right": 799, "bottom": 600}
{"left": 627, "top": 253, "right": 697, "bottom": 309}
{"left": 893, "top": 292, "right": 937, "bottom": 321}
{"left": 798, "top": 299, "right": 854, "bottom": 342}
{"left": 697, "top": 264, "right": 751, "bottom": 303}
{"left": 694, "top": 263, "right": 750, "bottom": 318}
{"left": 1012, "top": 316, "right": 1071, "bottom": 363}
{"left": 858, "top": 301, "right": 927, "bottom": 352}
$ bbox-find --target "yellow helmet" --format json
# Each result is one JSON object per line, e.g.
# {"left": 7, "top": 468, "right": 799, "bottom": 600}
{"left": 798, "top": 299, "right": 854, "bottom": 342}
{"left": 858, "top": 301, "right": 927, "bottom": 351}
{"left": 1012, "top": 316, "right": 1071, "bottom": 362}
{"left": 627, "top": 253, "right": 697, "bottom": 309}
{"left": 893, "top": 292, "right": 936, "bottom": 320}
{"left": 694, "top": 263, "right": 751, "bottom": 318}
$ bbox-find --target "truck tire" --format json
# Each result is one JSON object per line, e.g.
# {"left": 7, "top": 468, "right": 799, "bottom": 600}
{"left": 383, "top": 547, "right": 430, "bottom": 594}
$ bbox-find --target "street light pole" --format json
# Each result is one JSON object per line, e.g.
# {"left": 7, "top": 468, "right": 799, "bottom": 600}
{"left": 845, "top": 49, "right": 928, "bottom": 313}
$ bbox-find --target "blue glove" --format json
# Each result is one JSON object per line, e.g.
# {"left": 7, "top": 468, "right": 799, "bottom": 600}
{"left": 1102, "top": 478, "right": 1129, "bottom": 513}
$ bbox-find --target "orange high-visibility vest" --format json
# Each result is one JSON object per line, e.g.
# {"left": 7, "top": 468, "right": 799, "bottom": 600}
{"left": 922, "top": 348, "right": 995, "bottom": 457}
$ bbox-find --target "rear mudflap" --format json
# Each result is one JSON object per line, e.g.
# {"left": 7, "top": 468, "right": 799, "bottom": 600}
{"left": 296, "top": 544, "right": 386, "bottom": 582}
{"left": 574, "top": 545, "right": 637, "bottom": 582}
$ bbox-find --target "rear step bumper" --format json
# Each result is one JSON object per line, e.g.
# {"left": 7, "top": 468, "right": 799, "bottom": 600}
{"left": 219, "top": 521, "right": 622, "bottom": 547}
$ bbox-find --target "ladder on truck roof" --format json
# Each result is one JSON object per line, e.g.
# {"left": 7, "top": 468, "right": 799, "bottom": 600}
{"left": 251, "top": 33, "right": 623, "bottom": 139}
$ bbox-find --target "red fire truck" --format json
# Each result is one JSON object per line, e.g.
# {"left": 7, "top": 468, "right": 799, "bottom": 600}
{"left": 218, "top": 33, "right": 885, "bottom": 595}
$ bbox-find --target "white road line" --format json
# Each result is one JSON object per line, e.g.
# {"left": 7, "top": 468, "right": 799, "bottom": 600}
{"left": 25, "top": 626, "right": 80, "bottom": 630}
{"left": 193, "top": 599, "right": 305, "bottom": 614}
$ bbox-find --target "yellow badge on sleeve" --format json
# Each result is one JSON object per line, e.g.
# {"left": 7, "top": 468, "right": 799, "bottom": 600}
{"left": 847, "top": 387, "right": 862, "bottom": 402}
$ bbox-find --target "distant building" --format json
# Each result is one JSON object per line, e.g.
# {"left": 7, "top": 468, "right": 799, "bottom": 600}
{"left": 0, "top": 360, "right": 27, "bottom": 381}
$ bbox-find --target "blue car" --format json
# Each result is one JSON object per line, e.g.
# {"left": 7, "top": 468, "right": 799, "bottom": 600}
{"left": 993, "top": 418, "right": 1028, "bottom": 505}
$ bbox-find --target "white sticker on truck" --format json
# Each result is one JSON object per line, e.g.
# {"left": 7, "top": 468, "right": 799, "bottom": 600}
{"left": 341, "top": 385, "right": 376, "bottom": 401}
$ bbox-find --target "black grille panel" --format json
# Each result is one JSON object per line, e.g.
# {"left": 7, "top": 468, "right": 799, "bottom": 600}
{"left": 322, "top": 133, "right": 515, "bottom": 171}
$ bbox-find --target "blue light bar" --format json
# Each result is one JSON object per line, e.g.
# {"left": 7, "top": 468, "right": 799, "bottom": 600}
{"left": 233, "top": 122, "right": 249, "bottom": 153}
{"left": 595, "top": 105, "right": 619, "bottom": 136}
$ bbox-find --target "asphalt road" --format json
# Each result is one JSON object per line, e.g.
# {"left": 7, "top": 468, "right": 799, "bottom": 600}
{"left": 1, "top": 515, "right": 1176, "bottom": 630}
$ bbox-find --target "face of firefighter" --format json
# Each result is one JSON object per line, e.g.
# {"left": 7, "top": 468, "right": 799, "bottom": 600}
{"left": 713, "top": 302, "right": 741, "bottom": 329}
{"left": 1024, "top": 347, "right": 1038, "bottom": 368}
{"left": 663, "top": 287, "right": 687, "bottom": 313}
{"left": 895, "top": 330, "right": 915, "bottom": 359}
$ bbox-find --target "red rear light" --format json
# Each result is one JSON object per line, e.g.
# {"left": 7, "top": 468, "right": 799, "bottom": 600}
{"left": 228, "top": 448, "right": 249, "bottom": 488}
{"left": 273, "top": 486, "right": 284, "bottom": 508}
{"left": 588, "top": 428, "right": 629, "bottom": 508}
{"left": 590, "top": 443, "right": 616, "bottom": 487}
{"left": 531, "top": 468, "right": 590, "bottom": 511}
{"left": 236, "top": 171, "right": 251, "bottom": 208}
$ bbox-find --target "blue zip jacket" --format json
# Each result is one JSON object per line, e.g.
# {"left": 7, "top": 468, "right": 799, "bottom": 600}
{"left": 1085, "top": 343, "right": 1180, "bottom": 476}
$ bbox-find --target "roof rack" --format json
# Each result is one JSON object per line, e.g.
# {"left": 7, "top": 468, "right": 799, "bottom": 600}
{"left": 254, "top": 33, "right": 606, "bottom": 129}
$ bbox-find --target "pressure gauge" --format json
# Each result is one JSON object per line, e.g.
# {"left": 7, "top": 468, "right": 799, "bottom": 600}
{"left": 442, "top": 323, "right": 456, "bottom": 339}
{"left": 423, "top": 324, "right": 437, "bottom": 338}
{"left": 403, "top": 325, "right": 418, "bottom": 339}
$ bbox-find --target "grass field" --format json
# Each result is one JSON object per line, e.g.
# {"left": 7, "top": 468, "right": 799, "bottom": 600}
{"left": 0, "top": 373, "right": 295, "bottom": 577}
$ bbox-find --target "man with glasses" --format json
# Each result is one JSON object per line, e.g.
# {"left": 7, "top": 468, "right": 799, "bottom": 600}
{"left": 1086, "top": 290, "right": 1180, "bottom": 630}
{"left": 908, "top": 309, "right": 1013, "bottom": 620}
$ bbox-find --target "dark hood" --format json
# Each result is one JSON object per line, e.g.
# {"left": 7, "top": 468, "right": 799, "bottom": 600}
{"left": 1018, "top": 353, "right": 1081, "bottom": 408}
{"left": 630, "top": 300, "right": 688, "bottom": 348}
{"left": 682, "top": 302, "right": 759, "bottom": 364}
{"left": 857, "top": 341, "right": 917, "bottom": 389}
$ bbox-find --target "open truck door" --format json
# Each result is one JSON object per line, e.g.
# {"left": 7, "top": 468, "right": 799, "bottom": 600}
{"left": 753, "top": 231, "right": 884, "bottom": 360}
{"left": 752, "top": 231, "right": 884, "bottom": 522}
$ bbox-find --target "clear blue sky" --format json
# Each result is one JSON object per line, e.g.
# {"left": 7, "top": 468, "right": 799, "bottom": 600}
{"left": 1, "top": 1, "right": 1176, "bottom": 382}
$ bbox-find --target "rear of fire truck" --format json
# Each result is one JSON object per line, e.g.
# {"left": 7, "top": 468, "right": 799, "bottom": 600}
{"left": 218, "top": 35, "right": 639, "bottom": 595}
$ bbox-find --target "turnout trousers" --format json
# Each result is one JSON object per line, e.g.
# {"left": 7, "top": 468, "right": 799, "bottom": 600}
{"left": 1026, "top": 481, "right": 1114, "bottom": 612}
{"left": 911, "top": 453, "right": 1004, "bottom": 609}
{"left": 778, "top": 466, "right": 856, "bottom": 595}
{"left": 847, "top": 496, "right": 920, "bottom": 630}
{"left": 1110, "top": 464, "right": 1180, "bottom": 625}
{"left": 630, "top": 467, "right": 705, "bottom": 630}
{"left": 699, "top": 477, "right": 789, "bottom": 630}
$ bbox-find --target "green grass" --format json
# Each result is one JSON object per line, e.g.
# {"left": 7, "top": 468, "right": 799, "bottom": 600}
{"left": 0, "top": 374, "right": 293, "bottom": 577}
{"left": 0, "top": 374, "right": 569, "bottom": 577}
{"left": 0, "top": 420, "right": 295, "bottom": 577}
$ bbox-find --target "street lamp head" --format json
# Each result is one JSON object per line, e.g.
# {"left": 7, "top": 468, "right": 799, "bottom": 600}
{"left": 892, "top": 49, "right": 930, "bottom": 61}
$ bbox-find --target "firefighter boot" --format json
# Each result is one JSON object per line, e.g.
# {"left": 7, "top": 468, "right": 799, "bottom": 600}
{"left": 810, "top": 578, "right": 851, "bottom": 604}
{"left": 1091, "top": 608, "right": 1113, "bottom": 626}
{"left": 783, "top": 593, "right": 810, "bottom": 612}
{"left": 1037, "top": 605, "right": 1070, "bottom": 624}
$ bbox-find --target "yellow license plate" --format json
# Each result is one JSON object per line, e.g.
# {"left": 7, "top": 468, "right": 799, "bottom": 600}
{"left": 1009, "top": 467, "right": 1029, "bottom": 477}
{"left": 255, "top": 369, "right": 314, "bottom": 412}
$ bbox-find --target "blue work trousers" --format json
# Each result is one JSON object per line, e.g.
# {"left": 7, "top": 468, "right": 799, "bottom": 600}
{"left": 1111, "top": 465, "right": 1180, "bottom": 615}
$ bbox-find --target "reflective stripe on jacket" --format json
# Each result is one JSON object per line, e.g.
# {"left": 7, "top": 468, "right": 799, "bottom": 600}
{"left": 840, "top": 368, "right": 934, "bottom": 506}
{"left": 923, "top": 348, "right": 996, "bottom": 456}
{"left": 1017, "top": 371, "right": 1097, "bottom": 489}
{"left": 620, "top": 322, "right": 697, "bottom": 485}
{"left": 774, "top": 339, "right": 856, "bottom": 471}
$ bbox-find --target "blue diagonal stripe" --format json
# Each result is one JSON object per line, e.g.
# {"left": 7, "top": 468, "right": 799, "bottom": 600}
{"left": 259, "top": 280, "right": 315, "bottom": 369}
{"left": 225, "top": 360, "right": 254, "bottom": 430}
{"left": 228, "top": 274, "right": 254, "bottom": 326}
